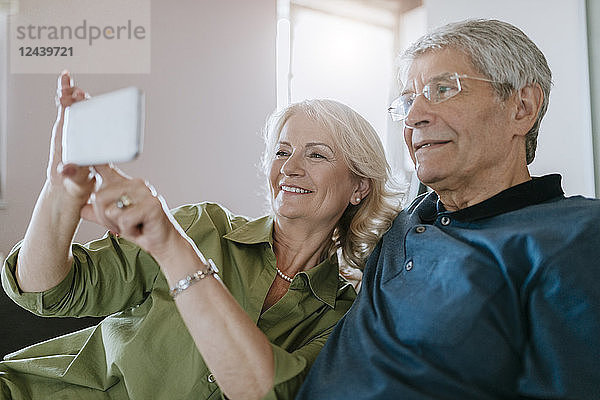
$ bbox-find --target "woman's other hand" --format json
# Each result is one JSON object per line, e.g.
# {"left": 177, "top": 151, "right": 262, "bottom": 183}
{"left": 82, "top": 165, "right": 186, "bottom": 260}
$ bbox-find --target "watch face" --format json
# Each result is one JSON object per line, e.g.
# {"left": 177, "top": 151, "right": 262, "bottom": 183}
{"left": 178, "top": 278, "right": 191, "bottom": 290}
{"left": 170, "top": 260, "right": 219, "bottom": 298}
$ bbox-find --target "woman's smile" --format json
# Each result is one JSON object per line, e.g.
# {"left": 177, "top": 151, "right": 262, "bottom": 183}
{"left": 280, "top": 184, "right": 313, "bottom": 194}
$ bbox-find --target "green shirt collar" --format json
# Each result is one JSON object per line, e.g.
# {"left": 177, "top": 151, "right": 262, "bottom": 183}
{"left": 297, "top": 258, "right": 341, "bottom": 309}
{"left": 223, "top": 215, "right": 274, "bottom": 245}
{"left": 223, "top": 215, "right": 346, "bottom": 308}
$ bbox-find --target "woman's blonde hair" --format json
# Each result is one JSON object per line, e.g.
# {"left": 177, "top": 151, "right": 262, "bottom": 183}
{"left": 262, "top": 99, "right": 403, "bottom": 270}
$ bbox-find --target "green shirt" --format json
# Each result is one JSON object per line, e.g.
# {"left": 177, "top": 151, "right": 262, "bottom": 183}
{"left": 0, "top": 203, "right": 356, "bottom": 400}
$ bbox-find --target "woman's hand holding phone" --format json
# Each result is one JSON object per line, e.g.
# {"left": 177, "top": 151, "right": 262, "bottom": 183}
{"left": 48, "top": 71, "right": 97, "bottom": 210}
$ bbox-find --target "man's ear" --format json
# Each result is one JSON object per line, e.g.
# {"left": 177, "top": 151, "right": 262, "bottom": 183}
{"left": 513, "top": 83, "right": 544, "bottom": 136}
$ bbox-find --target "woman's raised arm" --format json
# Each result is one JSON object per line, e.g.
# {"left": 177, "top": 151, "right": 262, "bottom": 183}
{"left": 16, "top": 72, "right": 96, "bottom": 293}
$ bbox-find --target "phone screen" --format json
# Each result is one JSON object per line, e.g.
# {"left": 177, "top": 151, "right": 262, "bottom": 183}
{"left": 62, "top": 87, "right": 145, "bottom": 166}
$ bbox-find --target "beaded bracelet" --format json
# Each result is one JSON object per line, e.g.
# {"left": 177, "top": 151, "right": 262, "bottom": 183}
{"left": 169, "top": 259, "right": 219, "bottom": 298}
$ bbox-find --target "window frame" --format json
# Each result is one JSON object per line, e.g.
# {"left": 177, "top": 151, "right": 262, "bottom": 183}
{"left": 0, "top": 11, "right": 7, "bottom": 207}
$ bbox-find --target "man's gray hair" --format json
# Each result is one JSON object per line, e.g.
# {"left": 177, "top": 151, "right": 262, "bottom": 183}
{"left": 401, "top": 19, "right": 552, "bottom": 164}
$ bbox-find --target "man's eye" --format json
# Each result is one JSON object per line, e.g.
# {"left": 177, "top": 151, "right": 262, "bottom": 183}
{"left": 436, "top": 84, "right": 457, "bottom": 95}
{"left": 400, "top": 94, "right": 415, "bottom": 109}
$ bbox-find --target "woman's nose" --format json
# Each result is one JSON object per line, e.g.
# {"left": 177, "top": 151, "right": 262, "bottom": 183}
{"left": 281, "top": 152, "right": 305, "bottom": 176}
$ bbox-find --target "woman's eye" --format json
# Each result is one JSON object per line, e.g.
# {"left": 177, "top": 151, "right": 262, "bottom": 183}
{"left": 275, "top": 150, "right": 289, "bottom": 157}
{"left": 309, "top": 152, "right": 326, "bottom": 159}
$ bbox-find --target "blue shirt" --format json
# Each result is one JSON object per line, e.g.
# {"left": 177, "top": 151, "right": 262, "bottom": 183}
{"left": 297, "top": 175, "right": 600, "bottom": 399}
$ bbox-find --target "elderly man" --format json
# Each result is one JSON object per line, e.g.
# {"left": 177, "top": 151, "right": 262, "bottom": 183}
{"left": 296, "top": 19, "right": 600, "bottom": 400}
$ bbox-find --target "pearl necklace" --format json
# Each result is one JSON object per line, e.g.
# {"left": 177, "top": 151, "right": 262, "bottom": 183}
{"left": 276, "top": 267, "right": 295, "bottom": 283}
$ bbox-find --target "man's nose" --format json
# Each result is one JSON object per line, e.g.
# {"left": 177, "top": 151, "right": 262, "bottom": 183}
{"left": 404, "top": 93, "right": 434, "bottom": 128}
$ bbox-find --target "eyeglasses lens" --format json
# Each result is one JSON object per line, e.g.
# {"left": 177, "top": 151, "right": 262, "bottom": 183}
{"left": 388, "top": 74, "right": 462, "bottom": 121}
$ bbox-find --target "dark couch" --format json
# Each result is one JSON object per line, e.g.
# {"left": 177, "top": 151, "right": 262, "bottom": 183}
{"left": 0, "top": 288, "right": 102, "bottom": 357}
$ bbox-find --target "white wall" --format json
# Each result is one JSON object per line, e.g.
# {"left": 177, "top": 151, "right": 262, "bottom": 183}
{"left": 0, "top": 0, "right": 276, "bottom": 255}
{"left": 589, "top": 0, "right": 600, "bottom": 197}
{"left": 424, "top": 0, "right": 594, "bottom": 197}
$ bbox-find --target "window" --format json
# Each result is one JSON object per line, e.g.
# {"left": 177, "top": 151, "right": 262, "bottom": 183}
{"left": 277, "top": 0, "right": 426, "bottom": 199}
{"left": 0, "top": 3, "right": 9, "bottom": 206}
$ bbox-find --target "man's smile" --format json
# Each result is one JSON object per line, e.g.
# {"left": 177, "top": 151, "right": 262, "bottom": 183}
{"left": 413, "top": 140, "right": 452, "bottom": 152}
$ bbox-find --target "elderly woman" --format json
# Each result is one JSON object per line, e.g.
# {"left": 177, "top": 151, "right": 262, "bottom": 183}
{"left": 0, "top": 72, "right": 401, "bottom": 400}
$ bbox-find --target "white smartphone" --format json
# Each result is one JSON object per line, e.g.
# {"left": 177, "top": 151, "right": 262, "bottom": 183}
{"left": 62, "top": 86, "right": 145, "bottom": 165}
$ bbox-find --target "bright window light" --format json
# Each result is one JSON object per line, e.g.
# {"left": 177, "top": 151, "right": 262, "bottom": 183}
{"left": 288, "top": 6, "right": 394, "bottom": 141}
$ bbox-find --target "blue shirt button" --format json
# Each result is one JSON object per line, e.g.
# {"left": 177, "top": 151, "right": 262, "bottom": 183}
{"left": 440, "top": 216, "right": 451, "bottom": 226}
{"left": 405, "top": 260, "right": 413, "bottom": 271}
{"left": 415, "top": 226, "right": 426, "bottom": 233}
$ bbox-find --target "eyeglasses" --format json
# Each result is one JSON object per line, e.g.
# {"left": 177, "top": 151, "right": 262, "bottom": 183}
{"left": 387, "top": 73, "right": 500, "bottom": 122}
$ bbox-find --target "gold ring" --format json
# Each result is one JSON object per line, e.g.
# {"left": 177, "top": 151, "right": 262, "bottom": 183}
{"left": 116, "top": 194, "right": 133, "bottom": 209}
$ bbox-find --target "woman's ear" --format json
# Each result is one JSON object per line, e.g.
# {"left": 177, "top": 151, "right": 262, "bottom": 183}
{"left": 513, "top": 83, "right": 543, "bottom": 136}
{"left": 350, "top": 178, "right": 371, "bottom": 205}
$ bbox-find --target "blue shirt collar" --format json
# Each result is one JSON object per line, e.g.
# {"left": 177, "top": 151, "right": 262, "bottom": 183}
{"left": 416, "top": 174, "right": 564, "bottom": 223}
